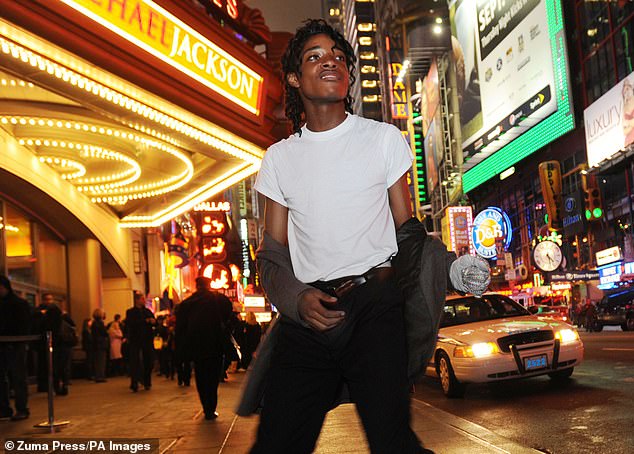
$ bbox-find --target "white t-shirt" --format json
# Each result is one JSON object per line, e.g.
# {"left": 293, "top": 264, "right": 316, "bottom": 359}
{"left": 254, "top": 114, "right": 413, "bottom": 283}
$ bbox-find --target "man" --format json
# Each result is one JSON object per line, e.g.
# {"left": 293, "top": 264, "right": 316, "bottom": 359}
{"left": 250, "top": 19, "right": 427, "bottom": 453}
{"left": 39, "top": 293, "right": 76, "bottom": 395}
{"left": 0, "top": 275, "right": 32, "bottom": 421}
{"left": 125, "top": 292, "right": 155, "bottom": 392}
{"left": 176, "top": 277, "right": 232, "bottom": 420}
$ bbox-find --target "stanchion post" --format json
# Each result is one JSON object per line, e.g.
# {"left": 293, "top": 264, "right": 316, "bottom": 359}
{"left": 46, "top": 331, "right": 54, "bottom": 432}
{"left": 34, "top": 331, "right": 69, "bottom": 430}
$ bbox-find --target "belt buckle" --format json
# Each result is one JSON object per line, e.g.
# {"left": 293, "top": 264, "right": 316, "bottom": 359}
{"left": 333, "top": 276, "right": 367, "bottom": 298}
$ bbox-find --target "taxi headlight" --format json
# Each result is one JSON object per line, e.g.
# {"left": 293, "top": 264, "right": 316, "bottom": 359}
{"left": 454, "top": 342, "right": 499, "bottom": 358}
{"left": 555, "top": 328, "right": 579, "bottom": 344}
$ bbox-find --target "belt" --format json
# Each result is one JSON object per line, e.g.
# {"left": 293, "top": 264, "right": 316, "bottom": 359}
{"left": 310, "top": 266, "right": 394, "bottom": 298}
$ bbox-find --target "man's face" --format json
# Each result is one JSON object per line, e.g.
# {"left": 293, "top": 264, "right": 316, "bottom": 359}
{"left": 43, "top": 294, "right": 55, "bottom": 306}
{"left": 135, "top": 295, "right": 145, "bottom": 308}
{"left": 0, "top": 285, "right": 8, "bottom": 299}
{"left": 289, "top": 33, "right": 350, "bottom": 105}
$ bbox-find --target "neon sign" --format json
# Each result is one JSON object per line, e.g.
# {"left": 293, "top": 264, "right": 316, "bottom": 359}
{"left": 194, "top": 201, "right": 231, "bottom": 212}
{"left": 472, "top": 207, "right": 512, "bottom": 259}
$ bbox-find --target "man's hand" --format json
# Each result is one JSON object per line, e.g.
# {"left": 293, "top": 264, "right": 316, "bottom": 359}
{"left": 297, "top": 288, "right": 345, "bottom": 332}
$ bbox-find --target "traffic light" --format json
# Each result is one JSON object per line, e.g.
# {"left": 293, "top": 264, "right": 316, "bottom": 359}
{"left": 583, "top": 176, "right": 603, "bottom": 221}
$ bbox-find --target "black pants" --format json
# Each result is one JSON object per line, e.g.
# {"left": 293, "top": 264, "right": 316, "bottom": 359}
{"left": 193, "top": 355, "right": 222, "bottom": 416}
{"left": 0, "top": 344, "right": 29, "bottom": 414}
{"left": 251, "top": 276, "right": 423, "bottom": 454}
{"left": 54, "top": 345, "right": 72, "bottom": 391}
{"left": 128, "top": 342, "right": 153, "bottom": 388}
{"left": 175, "top": 351, "right": 191, "bottom": 385}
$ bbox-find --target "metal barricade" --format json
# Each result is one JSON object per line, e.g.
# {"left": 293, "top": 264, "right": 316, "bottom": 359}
{"left": 0, "top": 331, "right": 70, "bottom": 431}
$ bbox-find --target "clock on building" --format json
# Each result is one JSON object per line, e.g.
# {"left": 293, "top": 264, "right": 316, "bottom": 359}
{"left": 532, "top": 240, "right": 563, "bottom": 272}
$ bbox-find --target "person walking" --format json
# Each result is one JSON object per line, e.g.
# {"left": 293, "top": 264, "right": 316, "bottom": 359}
{"left": 91, "top": 309, "right": 109, "bottom": 382}
{"left": 125, "top": 292, "right": 155, "bottom": 392}
{"left": 241, "top": 312, "right": 261, "bottom": 370}
{"left": 176, "top": 277, "right": 232, "bottom": 420}
{"left": 108, "top": 314, "right": 124, "bottom": 376}
{"left": 0, "top": 276, "right": 32, "bottom": 421}
{"left": 243, "top": 19, "right": 490, "bottom": 453}
{"left": 173, "top": 302, "right": 191, "bottom": 387}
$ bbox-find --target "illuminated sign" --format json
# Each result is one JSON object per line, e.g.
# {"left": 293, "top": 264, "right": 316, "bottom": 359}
{"left": 447, "top": 206, "right": 474, "bottom": 256}
{"left": 598, "top": 262, "right": 623, "bottom": 286}
{"left": 472, "top": 207, "right": 512, "bottom": 259}
{"left": 194, "top": 201, "right": 231, "bottom": 212}
{"left": 584, "top": 69, "right": 634, "bottom": 167}
{"left": 60, "top": 0, "right": 263, "bottom": 114}
{"left": 538, "top": 161, "right": 563, "bottom": 231}
{"left": 390, "top": 63, "right": 409, "bottom": 118}
{"left": 202, "top": 263, "right": 230, "bottom": 289}
{"left": 244, "top": 296, "right": 265, "bottom": 308}
{"left": 596, "top": 246, "right": 622, "bottom": 266}
{"left": 450, "top": 0, "right": 574, "bottom": 192}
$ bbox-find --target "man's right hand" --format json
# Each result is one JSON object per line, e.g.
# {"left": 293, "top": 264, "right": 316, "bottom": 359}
{"left": 297, "top": 288, "right": 345, "bottom": 332}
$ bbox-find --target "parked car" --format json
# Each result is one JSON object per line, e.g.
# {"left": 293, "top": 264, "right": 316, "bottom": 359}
{"left": 595, "top": 288, "right": 634, "bottom": 331}
{"left": 427, "top": 293, "right": 584, "bottom": 398}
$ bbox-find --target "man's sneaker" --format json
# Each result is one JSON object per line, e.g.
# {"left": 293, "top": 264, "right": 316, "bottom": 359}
{"left": 10, "top": 411, "right": 29, "bottom": 421}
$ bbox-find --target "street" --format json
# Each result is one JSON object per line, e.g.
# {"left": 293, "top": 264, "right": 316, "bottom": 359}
{"left": 414, "top": 328, "right": 634, "bottom": 454}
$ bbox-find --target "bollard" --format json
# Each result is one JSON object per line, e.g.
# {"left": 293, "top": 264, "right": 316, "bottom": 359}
{"left": 34, "top": 331, "right": 69, "bottom": 430}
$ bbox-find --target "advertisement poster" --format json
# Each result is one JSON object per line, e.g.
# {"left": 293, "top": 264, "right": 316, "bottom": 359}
{"left": 584, "top": 69, "right": 634, "bottom": 167}
{"left": 424, "top": 118, "right": 441, "bottom": 190}
{"left": 447, "top": 206, "right": 474, "bottom": 256}
{"left": 450, "top": 0, "right": 574, "bottom": 192}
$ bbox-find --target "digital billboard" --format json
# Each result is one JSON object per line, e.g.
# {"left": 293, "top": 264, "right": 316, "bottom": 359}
{"left": 449, "top": 0, "right": 574, "bottom": 192}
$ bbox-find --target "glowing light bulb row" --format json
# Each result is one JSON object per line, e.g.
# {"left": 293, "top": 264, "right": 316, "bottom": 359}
{"left": 0, "top": 36, "right": 261, "bottom": 162}
{"left": 90, "top": 167, "right": 192, "bottom": 203}
{"left": 22, "top": 138, "right": 141, "bottom": 188}
{"left": 84, "top": 167, "right": 192, "bottom": 197}
{"left": 0, "top": 78, "right": 34, "bottom": 88}
{"left": 3, "top": 116, "right": 193, "bottom": 180}
{"left": 38, "top": 155, "right": 86, "bottom": 180}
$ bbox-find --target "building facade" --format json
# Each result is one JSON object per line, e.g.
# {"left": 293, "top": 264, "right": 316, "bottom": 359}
{"left": 0, "top": 0, "right": 284, "bottom": 322}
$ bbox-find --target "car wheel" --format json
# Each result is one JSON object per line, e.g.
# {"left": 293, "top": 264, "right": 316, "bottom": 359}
{"left": 548, "top": 367, "right": 574, "bottom": 381}
{"left": 437, "top": 351, "right": 466, "bottom": 398}
{"left": 592, "top": 322, "right": 603, "bottom": 332}
{"left": 626, "top": 317, "right": 634, "bottom": 331}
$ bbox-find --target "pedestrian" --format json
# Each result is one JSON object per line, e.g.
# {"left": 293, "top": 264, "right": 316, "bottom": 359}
{"left": 241, "top": 312, "right": 261, "bottom": 370}
{"left": 243, "top": 19, "right": 488, "bottom": 453}
{"left": 91, "top": 309, "right": 109, "bottom": 382}
{"left": 0, "top": 275, "right": 32, "bottom": 421}
{"left": 125, "top": 292, "right": 155, "bottom": 392}
{"left": 176, "top": 277, "right": 232, "bottom": 420}
{"left": 39, "top": 294, "right": 72, "bottom": 395}
{"left": 173, "top": 302, "right": 191, "bottom": 387}
{"left": 108, "top": 314, "right": 124, "bottom": 376}
{"left": 53, "top": 295, "right": 77, "bottom": 395}
{"left": 585, "top": 301, "right": 597, "bottom": 332}
{"left": 81, "top": 318, "right": 94, "bottom": 380}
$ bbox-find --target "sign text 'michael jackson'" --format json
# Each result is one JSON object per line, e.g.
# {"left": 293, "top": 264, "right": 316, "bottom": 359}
{"left": 60, "top": 0, "right": 264, "bottom": 115}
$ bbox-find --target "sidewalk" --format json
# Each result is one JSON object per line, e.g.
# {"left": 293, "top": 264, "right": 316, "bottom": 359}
{"left": 1, "top": 371, "right": 539, "bottom": 453}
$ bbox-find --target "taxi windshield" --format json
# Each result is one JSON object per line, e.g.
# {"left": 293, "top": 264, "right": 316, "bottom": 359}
{"left": 441, "top": 294, "right": 531, "bottom": 327}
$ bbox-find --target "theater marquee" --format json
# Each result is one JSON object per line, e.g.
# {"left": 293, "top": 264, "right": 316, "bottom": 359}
{"left": 60, "top": 0, "right": 264, "bottom": 115}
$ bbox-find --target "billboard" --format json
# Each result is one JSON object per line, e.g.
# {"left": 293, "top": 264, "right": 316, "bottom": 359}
{"left": 449, "top": 0, "right": 574, "bottom": 192}
{"left": 584, "top": 70, "right": 634, "bottom": 167}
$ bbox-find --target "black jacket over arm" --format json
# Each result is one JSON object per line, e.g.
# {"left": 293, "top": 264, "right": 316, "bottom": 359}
{"left": 236, "top": 217, "right": 455, "bottom": 416}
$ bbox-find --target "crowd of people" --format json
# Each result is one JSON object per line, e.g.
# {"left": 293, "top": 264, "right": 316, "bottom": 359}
{"left": 0, "top": 274, "right": 263, "bottom": 422}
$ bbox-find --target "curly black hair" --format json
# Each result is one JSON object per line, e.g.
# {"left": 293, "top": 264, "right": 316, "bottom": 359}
{"left": 281, "top": 19, "right": 356, "bottom": 135}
